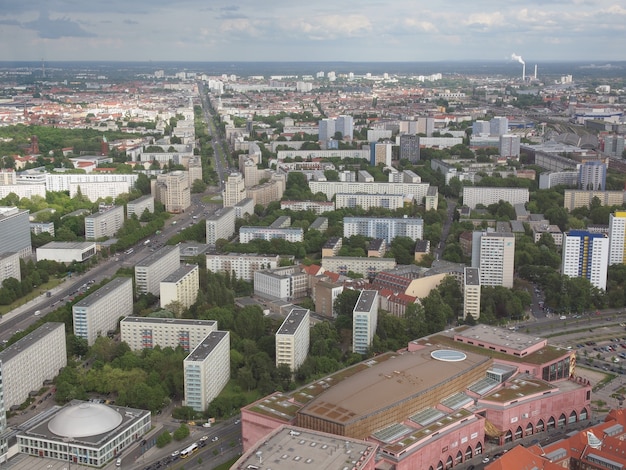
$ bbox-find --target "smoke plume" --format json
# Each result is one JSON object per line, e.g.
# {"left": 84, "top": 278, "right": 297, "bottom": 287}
{"left": 511, "top": 53, "right": 525, "bottom": 65}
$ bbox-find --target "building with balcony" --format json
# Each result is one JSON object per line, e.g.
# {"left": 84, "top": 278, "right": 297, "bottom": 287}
{"left": 344, "top": 217, "right": 424, "bottom": 243}
{"left": 206, "top": 252, "right": 281, "bottom": 282}
{"left": 462, "top": 187, "right": 529, "bottom": 210}
{"left": 85, "top": 205, "right": 124, "bottom": 240}
{"left": 275, "top": 308, "right": 310, "bottom": 373}
{"left": 155, "top": 170, "right": 190, "bottom": 213}
{"left": 609, "top": 211, "right": 626, "bottom": 265}
{"left": 159, "top": 264, "right": 199, "bottom": 310}
{"left": 135, "top": 245, "right": 180, "bottom": 295}
{"left": 239, "top": 226, "right": 303, "bottom": 243}
{"left": 471, "top": 232, "right": 515, "bottom": 288}
{"left": 120, "top": 317, "right": 217, "bottom": 352}
{"left": 562, "top": 230, "right": 609, "bottom": 290}
{"left": 206, "top": 207, "right": 235, "bottom": 247}
{"left": 463, "top": 267, "right": 481, "bottom": 320}
{"left": 126, "top": 195, "right": 154, "bottom": 218}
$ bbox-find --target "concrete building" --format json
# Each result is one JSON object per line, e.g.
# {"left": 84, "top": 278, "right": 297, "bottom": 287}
{"left": 336, "top": 115, "right": 354, "bottom": 140}
{"left": 578, "top": 161, "right": 606, "bottom": 191}
{"left": 562, "top": 230, "right": 609, "bottom": 290}
{"left": 44, "top": 173, "right": 137, "bottom": 193}
{"left": 352, "top": 290, "right": 379, "bottom": 354}
{"left": 343, "top": 217, "right": 424, "bottom": 243}
{"left": 462, "top": 187, "right": 529, "bottom": 209}
{"left": 318, "top": 118, "right": 335, "bottom": 142}
{"left": 532, "top": 224, "right": 563, "bottom": 246}
{"left": 0, "top": 323, "right": 66, "bottom": 409}
{"left": 336, "top": 193, "right": 405, "bottom": 211}
{"left": 222, "top": 172, "right": 246, "bottom": 207}
{"left": 135, "top": 245, "right": 180, "bottom": 295}
{"left": 206, "top": 207, "right": 235, "bottom": 247}
{"left": 0, "top": 207, "right": 31, "bottom": 259}
{"left": 321, "top": 237, "right": 342, "bottom": 257}
{"left": 499, "top": 134, "right": 521, "bottom": 158}
{"left": 155, "top": 171, "right": 190, "bottom": 213}
{"left": 463, "top": 267, "right": 481, "bottom": 320}
{"left": 126, "top": 195, "right": 154, "bottom": 218}
{"left": 206, "top": 252, "right": 281, "bottom": 282}
{"left": 309, "top": 216, "right": 328, "bottom": 232}
{"left": 0, "top": 361, "right": 5, "bottom": 464}
{"left": 281, "top": 200, "right": 335, "bottom": 214}
{"left": 425, "top": 185, "right": 439, "bottom": 211}
{"left": 120, "top": 317, "right": 217, "bottom": 352}
{"left": 73, "top": 277, "right": 133, "bottom": 346}
{"left": 30, "top": 221, "right": 55, "bottom": 236}
{"left": 370, "top": 142, "right": 393, "bottom": 166}
{"left": 159, "top": 264, "right": 199, "bottom": 310}
{"left": 309, "top": 181, "right": 431, "bottom": 205}
{"left": 0, "top": 252, "right": 20, "bottom": 284}
{"left": 17, "top": 400, "right": 151, "bottom": 468}
{"left": 399, "top": 134, "right": 420, "bottom": 162}
{"left": 246, "top": 174, "right": 286, "bottom": 206}
{"left": 254, "top": 266, "right": 308, "bottom": 302}
{"left": 36, "top": 241, "right": 96, "bottom": 263}
{"left": 275, "top": 308, "right": 310, "bottom": 372}
{"left": 604, "top": 134, "right": 625, "bottom": 157}
{"left": 84, "top": 205, "right": 124, "bottom": 240}
{"left": 490, "top": 116, "right": 509, "bottom": 136}
{"left": 472, "top": 232, "right": 515, "bottom": 288}
{"left": 321, "top": 256, "right": 396, "bottom": 279}
{"left": 609, "top": 211, "right": 626, "bottom": 265}
{"left": 538, "top": 170, "right": 579, "bottom": 189}
{"left": 183, "top": 331, "right": 230, "bottom": 412}
{"left": 313, "top": 279, "right": 344, "bottom": 318}
{"left": 69, "top": 181, "right": 132, "bottom": 202}
{"left": 563, "top": 190, "right": 624, "bottom": 211}
{"left": 233, "top": 197, "right": 255, "bottom": 219}
{"left": 239, "top": 226, "right": 304, "bottom": 243}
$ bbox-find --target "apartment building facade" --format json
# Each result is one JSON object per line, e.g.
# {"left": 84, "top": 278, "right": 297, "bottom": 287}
{"left": 321, "top": 256, "right": 396, "bottom": 279}
{"left": 0, "top": 207, "right": 31, "bottom": 259}
{"left": 135, "top": 245, "right": 180, "bottom": 295}
{"left": 0, "top": 252, "right": 20, "bottom": 284}
{"left": 343, "top": 217, "right": 424, "bottom": 243}
{"left": 275, "top": 308, "right": 310, "bottom": 372}
{"left": 609, "top": 211, "right": 626, "bottom": 265}
{"left": 336, "top": 193, "right": 405, "bottom": 211}
{"left": 463, "top": 267, "right": 481, "bottom": 320}
{"left": 462, "top": 187, "right": 529, "bottom": 209}
{"left": 222, "top": 172, "right": 246, "bottom": 207}
{"left": 84, "top": 205, "right": 124, "bottom": 240}
{"left": 562, "top": 230, "right": 610, "bottom": 290}
{"left": 159, "top": 264, "right": 200, "bottom": 310}
{"left": 239, "top": 226, "right": 304, "bottom": 243}
{"left": 254, "top": 266, "right": 308, "bottom": 301}
{"left": 126, "top": 195, "right": 154, "bottom": 218}
{"left": 206, "top": 252, "right": 281, "bottom": 282}
{"left": 155, "top": 170, "right": 190, "bottom": 213}
{"left": 120, "top": 317, "right": 217, "bottom": 352}
{"left": 206, "top": 207, "right": 235, "bottom": 247}
{"left": 471, "top": 232, "right": 515, "bottom": 288}
{"left": 352, "top": 290, "right": 379, "bottom": 354}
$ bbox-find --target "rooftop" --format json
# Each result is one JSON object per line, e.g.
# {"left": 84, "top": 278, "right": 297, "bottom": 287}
{"left": 354, "top": 290, "right": 377, "bottom": 314}
{"left": 277, "top": 309, "right": 309, "bottom": 336}
{"left": 121, "top": 317, "right": 216, "bottom": 327}
{"left": 465, "top": 267, "right": 480, "bottom": 286}
{"left": 136, "top": 244, "right": 179, "bottom": 268}
{"left": 185, "top": 331, "right": 229, "bottom": 362}
{"left": 161, "top": 264, "right": 198, "bottom": 283}
{"left": 38, "top": 241, "right": 96, "bottom": 250}
{"left": 480, "top": 374, "right": 556, "bottom": 404}
{"left": 74, "top": 277, "right": 131, "bottom": 309}
{"left": 0, "top": 322, "right": 64, "bottom": 363}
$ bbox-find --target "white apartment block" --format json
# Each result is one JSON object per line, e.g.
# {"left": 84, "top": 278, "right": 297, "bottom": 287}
{"left": 69, "top": 181, "right": 132, "bottom": 202}
{"left": 36, "top": 241, "right": 96, "bottom": 263}
{"left": 254, "top": 266, "right": 308, "bottom": 302}
{"left": 0, "top": 360, "right": 5, "bottom": 463}
{"left": 352, "top": 290, "right": 378, "bottom": 354}
{"left": 0, "top": 323, "right": 66, "bottom": 409}
{"left": 562, "top": 231, "right": 610, "bottom": 290}
{"left": 206, "top": 253, "right": 280, "bottom": 281}
{"left": 120, "top": 317, "right": 217, "bottom": 352}
{"left": 0, "top": 169, "right": 16, "bottom": 185}
{"left": 275, "top": 308, "right": 310, "bottom": 372}
{"left": 343, "top": 217, "right": 424, "bottom": 243}
{"left": 532, "top": 224, "right": 563, "bottom": 246}
{"left": 135, "top": 245, "right": 180, "bottom": 295}
{"left": 463, "top": 267, "right": 481, "bottom": 320}
{"left": 85, "top": 205, "right": 124, "bottom": 240}
{"left": 309, "top": 181, "right": 431, "bottom": 204}
{"left": 563, "top": 190, "right": 624, "bottom": 211}
{"left": 335, "top": 193, "right": 405, "bottom": 211}
{"left": 206, "top": 207, "right": 235, "bottom": 247}
{"left": 73, "top": 277, "right": 133, "bottom": 346}
{"left": 0, "top": 207, "right": 31, "bottom": 259}
{"left": 155, "top": 171, "right": 190, "bottom": 213}
{"left": 126, "top": 195, "right": 155, "bottom": 218}
{"left": 280, "top": 200, "right": 336, "bottom": 214}
{"left": 45, "top": 173, "right": 138, "bottom": 193}
{"left": 462, "top": 187, "right": 530, "bottom": 209}
{"left": 222, "top": 172, "right": 246, "bottom": 207}
{"left": 276, "top": 149, "right": 370, "bottom": 161}
{"left": 239, "top": 226, "right": 304, "bottom": 243}
{"left": 160, "top": 264, "right": 200, "bottom": 310}
{"left": 538, "top": 171, "right": 579, "bottom": 190}
{"left": 0, "top": 184, "right": 46, "bottom": 200}
{"left": 471, "top": 232, "right": 515, "bottom": 288}
{"left": 233, "top": 197, "right": 255, "bottom": 219}
{"left": 609, "top": 212, "right": 626, "bottom": 265}
{"left": 30, "top": 222, "right": 55, "bottom": 236}
{"left": 183, "top": 331, "right": 230, "bottom": 412}
{"left": 0, "top": 252, "right": 20, "bottom": 284}
{"left": 321, "top": 256, "right": 396, "bottom": 279}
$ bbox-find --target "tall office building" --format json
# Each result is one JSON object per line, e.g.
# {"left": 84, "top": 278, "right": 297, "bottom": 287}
{"left": 135, "top": 245, "right": 180, "bottom": 295}
{"left": 471, "top": 232, "right": 515, "bottom": 288}
{"left": 318, "top": 118, "right": 336, "bottom": 141}
{"left": 562, "top": 230, "right": 609, "bottom": 290}
{"left": 0, "top": 207, "right": 31, "bottom": 258}
{"left": 155, "top": 170, "right": 190, "bottom": 213}
{"left": 609, "top": 211, "right": 626, "bottom": 265}
{"left": 352, "top": 290, "right": 379, "bottom": 354}
{"left": 160, "top": 264, "right": 200, "bottom": 310}
{"left": 399, "top": 134, "right": 420, "bottom": 162}
{"left": 336, "top": 115, "right": 354, "bottom": 140}
{"left": 578, "top": 161, "right": 606, "bottom": 191}
{"left": 275, "top": 308, "right": 310, "bottom": 372}
{"left": 206, "top": 207, "right": 235, "bottom": 247}
{"left": 222, "top": 172, "right": 246, "bottom": 207}
{"left": 73, "top": 277, "right": 133, "bottom": 345}
{"left": 183, "top": 331, "right": 230, "bottom": 412}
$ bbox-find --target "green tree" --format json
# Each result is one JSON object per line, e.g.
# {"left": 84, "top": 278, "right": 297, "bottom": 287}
{"left": 156, "top": 431, "right": 172, "bottom": 448}
{"left": 173, "top": 423, "right": 190, "bottom": 441}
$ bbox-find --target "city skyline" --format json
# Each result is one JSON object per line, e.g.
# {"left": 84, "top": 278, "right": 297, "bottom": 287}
{"left": 0, "top": 1, "right": 625, "bottom": 63}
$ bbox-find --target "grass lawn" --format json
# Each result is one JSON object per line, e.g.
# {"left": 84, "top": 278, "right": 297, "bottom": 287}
{"left": 0, "top": 276, "right": 66, "bottom": 316}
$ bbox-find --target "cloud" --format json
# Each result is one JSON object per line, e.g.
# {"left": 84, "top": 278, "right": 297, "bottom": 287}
{"left": 23, "top": 10, "right": 96, "bottom": 39}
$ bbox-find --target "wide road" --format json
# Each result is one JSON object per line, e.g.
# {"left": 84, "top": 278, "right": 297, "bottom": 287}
{"left": 197, "top": 81, "right": 229, "bottom": 191}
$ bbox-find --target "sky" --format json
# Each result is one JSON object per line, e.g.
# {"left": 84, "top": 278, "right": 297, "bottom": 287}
{"left": 0, "top": 0, "right": 625, "bottom": 63}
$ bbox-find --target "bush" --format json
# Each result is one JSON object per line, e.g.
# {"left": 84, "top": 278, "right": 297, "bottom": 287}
{"left": 173, "top": 423, "right": 190, "bottom": 441}
{"left": 156, "top": 431, "right": 172, "bottom": 448}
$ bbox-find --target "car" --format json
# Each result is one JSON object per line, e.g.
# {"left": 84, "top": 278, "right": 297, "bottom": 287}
{"left": 235, "top": 418, "right": 241, "bottom": 425}
{"left": 171, "top": 450, "right": 180, "bottom": 458}
{"left": 202, "top": 422, "right": 212, "bottom": 428}
{"left": 211, "top": 436, "right": 219, "bottom": 442}
{"left": 34, "top": 310, "right": 41, "bottom": 316}
{"left": 560, "top": 315, "right": 567, "bottom": 320}
{"left": 482, "top": 457, "right": 490, "bottom": 463}
{"left": 200, "top": 435, "right": 209, "bottom": 441}
{"left": 116, "top": 457, "right": 122, "bottom": 467}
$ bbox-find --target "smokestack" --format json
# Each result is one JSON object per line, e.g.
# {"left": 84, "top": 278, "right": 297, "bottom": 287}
{"left": 534, "top": 64, "right": 537, "bottom": 80}
{"left": 522, "top": 64, "right": 525, "bottom": 81}
{"left": 511, "top": 53, "right": 525, "bottom": 81}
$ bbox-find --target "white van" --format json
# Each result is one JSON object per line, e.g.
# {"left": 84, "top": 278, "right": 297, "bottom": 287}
{"left": 34, "top": 310, "right": 41, "bottom": 316}
{"left": 116, "top": 457, "right": 122, "bottom": 466}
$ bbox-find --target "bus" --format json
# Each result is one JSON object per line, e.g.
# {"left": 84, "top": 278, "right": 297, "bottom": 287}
{"left": 180, "top": 443, "right": 198, "bottom": 459}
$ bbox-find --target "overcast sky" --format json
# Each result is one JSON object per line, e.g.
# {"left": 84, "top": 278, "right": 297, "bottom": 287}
{"left": 0, "top": 0, "right": 624, "bottom": 63}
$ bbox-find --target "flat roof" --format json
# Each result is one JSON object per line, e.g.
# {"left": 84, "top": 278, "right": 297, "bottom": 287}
{"left": 74, "top": 277, "right": 131, "bottom": 308}
{"left": 186, "top": 331, "right": 229, "bottom": 362}
{"left": 136, "top": 245, "right": 179, "bottom": 267}
{"left": 232, "top": 426, "right": 376, "bottom": 470}
{"left": 86, "top": 206, "right": 122, "bottom": 219}
{"left": 480, "top": 374, "right": 556, "bottom": 404}
{"left": 465, "top": 267, "right": 480, "bottom": 285}
{"left": 121, "top": 317, "right": 216, "bottom": 327}
{"left": 206, "top": 206, "right": 233, "bottom": 221}
{"left": 277, "top": 309, "right": 309, "bottom": 335}
{"left": 354, "top": 290, "right": 377, "bottom": 314}
{"left": 127, "top": 195, "right": 153, "bottom": 204}
{"left": 0, "top": 322, "right": 64, "bottom": 363}
{"left": 161, "top": 264, "right": 197, "bottom": 283}
{"left": 455, "top": 325, "right": 546, "bottom": 353}
{"left": 322, "top": 237, "right": 341, "bottom": 248}
{"left": 39, "top": 241, "right": 95, "bottom": 250}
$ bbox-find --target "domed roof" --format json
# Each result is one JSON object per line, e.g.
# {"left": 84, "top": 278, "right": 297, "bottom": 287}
{"left": 48, "top": 403, "right": 123, "bottom": 438}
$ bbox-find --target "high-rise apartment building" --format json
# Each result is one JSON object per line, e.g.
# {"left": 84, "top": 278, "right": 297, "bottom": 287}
{"left": 370, "top": 142, "right": 393, "bottom": 166}
{"left": 160, "top": 264, "right": 199, "bottom": 310}
{"left": 155, "top": 170, "right": 190, "bottom": 213}
{"left": 120, "top": 317, "right": 217, "bottom": 352}
{"left": 462, "top": 187, "right": 529, "bottom": 209}
{"left": 604, "top": 134, "right": 625, "bottom": 158}
{"left": 499, "top": 134, "right": 521, "bottom": 158}
{"left": 336, "top": 115, "right": 354, "bottom": 140}
{"left": 352, "top": 290, "right": 378, "bottom": 354}
{"left": 463, "top": 267, "right": 481, "bottom": 320}
{"left": 399, "top": 134, "right": 420, "bottom": 162}
{"left": 0, "top": 323, "right": 66, "bottom": 409}
{"left": 85, "top": 205, "right": 124, "bottom": 240}
{"left": 135, "top": 245, "right": 180, "bottom": 295}
{"left": 183, "top": 331, "right": 230, "bottom": 412}
{"left": 562, "top": 230, "right": 609, "bottom": 290}
{"left": 275, "top": 308, "right": 310, "bottom": 372}
{"left": 0, "top": 207, "right": 31, "bottom": 258}
{"left": 222, "top": 172, "right": 246, "bottom": 207}
{"left": 0, "top": 252, "right": 20, "bottom": 284}
{"left": 73, "top": 277, "right": 133, "bottom": 345}
{"left": 343, "top": 217, "right": 424, "bottom": 243}
{"left": 471, "top": 232, "right": 515, "bottom": 288}
{"left": 490, "top": 116, "right": 509, "bottom": 136}
{"left": 126, "top": 195, "right": 154, "bottom": 218}
{"left": 472, "top": 120, "right": 490, "bottom": 135}
{"left": 609, "top": 212, "right": 626, "bottom": 265}
{"left": 206, "top": 207, "right": 235, "bottom": 247}
{"left": 0, "top": 359, "right": 5, "bottom": 464}
{"left": 318, "top": 118, "right": 336, "bottom": 141}
{"left": 206, "top": 253, "right": 281, "bottom": 282}
{"left": 578, "top": 161, "right": 606, "bottom": 191}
